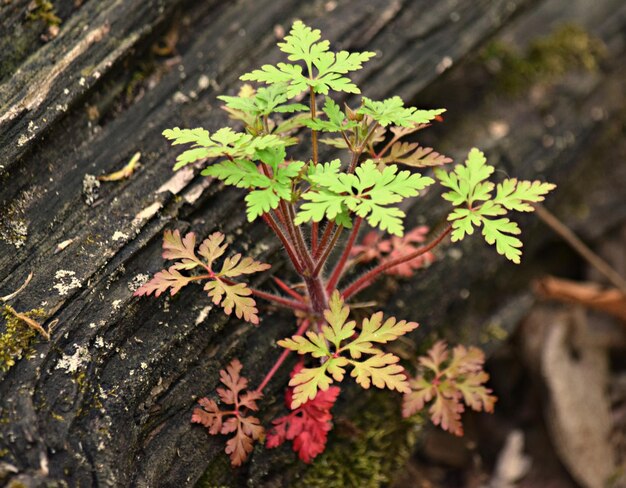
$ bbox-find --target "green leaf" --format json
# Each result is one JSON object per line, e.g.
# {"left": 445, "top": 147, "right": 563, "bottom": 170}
{"left": 202, "top": 160, "right": 270, "bottom": 188}
{"left": 297, "top": 160, "right": 434, "bottom": 236}
{"left": 163, "top": 127, "right": 213, "bottom": 147}
{"left": 240, "top": 21, "right": 375, "bottom": 96}
{"left": 481, "top": 217, "right": 522, "bottom": 264}
{"left": 245, "top": 188, "right": 280, "bottom": 222}
{"left": 302, "top": 98, "right": 358, "bottom": 132}
{"left": 219, "top": 84, "right": 308, "bottom": 118}
{"left": 494, "top": 178, "right": 556, "bottom": 212}
{"left": 358, "top": 97, "right": 445, "bottom": 127}
{"left": 279, "top": 291, "right": 417, "bottom": 408}
{"left": 436, "top": 148, "right": 555, "bottom": 263}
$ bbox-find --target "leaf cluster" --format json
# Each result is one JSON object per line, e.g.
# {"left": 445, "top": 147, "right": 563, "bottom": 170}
{"left": 278, "top": 291, "right": 418, "bottom": 408}
{"left": 192, "top": 359, "right": 264, "bottom": 466}
{"left": 402, "top": 341, "right": 496, "bottom": 436}
{"left": 134, "top": 230, "right": 270, "bottom": 324}
{"left": 435, "top": 148, "right": 556, "bottom": 263}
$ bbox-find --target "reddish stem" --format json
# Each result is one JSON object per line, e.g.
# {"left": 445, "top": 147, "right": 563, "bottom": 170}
{"left": 255, "top": 319, "right": 310, "bottom": 393}
{"left": 326, "top": 217, "right": 362, "bottom": 292}
{"left": 311, "top": 221, "right": 319, "bottom": 255}
{"left": 314, "top": 222, "right": 336, "bottom": 260}
{"left": 262, "top": 213, "right": 304, "bottom": 274}
{"left": 217, "top": 276, "right": 311, "bottom": 312}
{"left": 285, "top": 202, "right": 315, "bottom": 273}
{"left": 342, "top": 224, "right": 452, "bottom": 299}
{"left": 313, "top": 225, "right": 343, "bottom": 276}
{"left": 272, "top": 276, "right": 306, "bottom": 303}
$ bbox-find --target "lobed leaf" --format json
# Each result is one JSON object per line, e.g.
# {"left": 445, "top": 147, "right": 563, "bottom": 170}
{"left": 358, "top": 96, "right": 445, "bottom": 127}
{"left": 279, "top": 291, "right": 417, "bottom": 408}
{"left": 205, "top": 280, "right": 261, "bottom": 325}
{"left": 297, "top": 160, "right": 434, "bottom": 236}
{"left": 435, "top": 148, "right": 555, "bottom": 263}
{"left": 137, "top": 231, "right": 269, "bottom": 325}
{"left": 192, "top": 359, "right": 265, "bottom": 466}
{"left": 402, "top": 341, "right": 496, "bottom": 436}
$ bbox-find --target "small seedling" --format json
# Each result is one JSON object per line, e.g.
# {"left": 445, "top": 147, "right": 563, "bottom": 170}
{"left": 136, "top": 21, "right": 554, "bottom": 466}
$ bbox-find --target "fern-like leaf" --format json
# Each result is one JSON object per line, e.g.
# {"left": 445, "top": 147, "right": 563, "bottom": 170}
{"left": 435, "top": 148, "right": 555, "bottom": 263}
{"left": 192, "top": 359, "right": 264, "bottom": 466}
{"left": 402, "top": 341, "right": 496, "bottom": 436}
{"left": 278, "top": 291, "right": 418, "bottom": 408}
{"left": 135, "top": 231, "right": 270, "bottom": 324}
{"left": 296, "top": 160, "right": 433, "bottom": 236}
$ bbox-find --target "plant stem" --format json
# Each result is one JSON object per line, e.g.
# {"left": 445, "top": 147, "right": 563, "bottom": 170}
{"left": 534, "top": 204, "right": 626, "bottom": 294}
{"left": 313, "top": 225, "right": 343, "bottom": 276}
{"left": 348, "top": 122, "right": 380, "bottom": 173}
{"left": 272, "top": 276, "right": 306, "bottom": 302}
{"left": 311, "top": 221, "right": 319, "bottom": 255}
{"left": 248, "top": 286, "right": 311, "bottom": 312}
{"left": 342, "top": 224, "right": 452, "bottom": 299}
{"left": 285, "top": 202, "right": 315, "bottom": 273}
{"left": 262, "top": 213, "right": 304, "bottom": 274}
{"left": 326, "top": 217, "right": 362, "bottom": 292}
{"left": 220, "top": 276, "right": 311, "bottom": 312}
{"left": 304, "top": 276, "right": 329, "bottom": 316}
{"left": 314, "top": 222, "right": 336, "bottom": 260}
{"left": 255, "top": 319, "right": 310, "bottom": 394}
{"left": 310, "top": 86, "right": 318, "bottom": 165}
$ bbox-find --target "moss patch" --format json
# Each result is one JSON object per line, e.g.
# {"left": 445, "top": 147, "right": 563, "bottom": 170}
{"left": 482, "top": 24, "right": 606, "bottom": 94}
{"left": 301, "top": 391, "right": 423, "bottom": 488}
{"left": 26, "top": 0, "right": 62, "bottom": 27}
{"left": 0, "top": 306, "right": 46, "bottom": 373}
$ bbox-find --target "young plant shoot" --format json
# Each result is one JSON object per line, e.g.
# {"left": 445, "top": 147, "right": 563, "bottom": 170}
{"left": 136, "top": 21, "right": 555, "bottom": 466}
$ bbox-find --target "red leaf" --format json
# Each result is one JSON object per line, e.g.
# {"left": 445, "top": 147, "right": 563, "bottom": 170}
{"left": 191, "top": 359, "right": 265, "bottom": 466}
{"left": 267, "top": 365, "right": 340, "bottom": 463}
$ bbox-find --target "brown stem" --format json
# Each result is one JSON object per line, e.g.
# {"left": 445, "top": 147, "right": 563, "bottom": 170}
{"left": 312, "top": 221, "right": 319, "bottom": 255}
{"left": 342, "top": 224, "right": 452, "bottom": 299}
{"left": 305, "top": 276, "right": 329, "bottom": 316}
{"left": 285, "top": 202, "right": 315, "bottom": 273}
{"left": 326, "top": 218, "right": 362, "bottom": 292}
{"left": 348, "top": 122, "right": 380, "bottom": 173}
{"left": 534, "top": 204, "right": 626, "bottom": 294}
{"left": 3, "top": 305, "right": 50, "bottom": 340}
{"left": 217, "top": 277, "right": 311, "bottom": 313}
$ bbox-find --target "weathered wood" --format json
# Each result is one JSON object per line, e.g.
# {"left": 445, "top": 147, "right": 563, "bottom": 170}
{"left": 0, "top": 0, "right": 624, "bottom": 486}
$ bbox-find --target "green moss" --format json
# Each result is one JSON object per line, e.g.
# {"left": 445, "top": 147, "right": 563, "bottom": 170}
{"left": 26, "top": 0, "right": 62, "bottom": 27}
{"left": 0, "top": 307, "right": 46, "bottom": 373}
{"left": 482, "top": 24, "right": 606, "bottom": 94}
{"left": 301, "top": 391, "right": 423, "bottom": 488}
